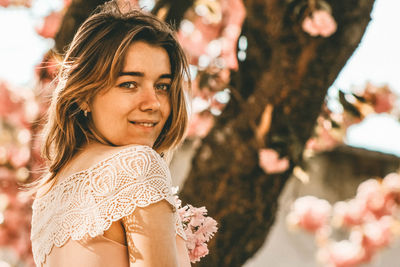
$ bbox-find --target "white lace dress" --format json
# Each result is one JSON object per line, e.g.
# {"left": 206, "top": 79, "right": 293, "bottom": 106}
{"left": 31, "top": 145, "right": 186, "bottom": 267}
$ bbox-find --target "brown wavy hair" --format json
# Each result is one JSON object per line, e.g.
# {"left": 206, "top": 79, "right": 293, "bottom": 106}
{"left": 36, "top": 1, "right": 190, "bottom": 189}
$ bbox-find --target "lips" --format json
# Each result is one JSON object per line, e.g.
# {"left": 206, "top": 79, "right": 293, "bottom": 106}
{"left": 129, "top": 120, "right": 158, "bottom": 127}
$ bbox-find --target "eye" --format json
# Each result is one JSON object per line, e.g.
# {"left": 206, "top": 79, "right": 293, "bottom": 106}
{"left": 118, "top": 81, "right": 138, "bottom": 89}
{"left": 155, "top": 83, "right": 171, "bottom": 92}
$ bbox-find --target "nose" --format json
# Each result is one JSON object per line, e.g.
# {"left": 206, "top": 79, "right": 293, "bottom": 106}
{"left": 139, "top": 84, "right": 160, "bottom": 112}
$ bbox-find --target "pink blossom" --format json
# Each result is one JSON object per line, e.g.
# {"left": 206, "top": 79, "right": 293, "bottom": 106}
{"left": 177, "top": 0, "right": 245, "bottom": 69}
{"left": 258, "top": 148, "right": 289, "bottom": 174}
{"left": 64, "top": 0, "right": 72, "bottom": 7}
{"left": 187, "top": 112, "right": 215, "bottom": 138}
{"left": 35, "top": 11, "right": 63, "bottom": 39}
{"left": 325, "top": 240, "right": 365, "bottom": 267}
{"left": 178, "top": 207, "right": 191, "bottom": 225}
{"left": 0, "top": 228, "right": 10, "bottom": 246}
{"left": 287, "top": 196, "right": 331, "bottom": 233}
{"left": 0, "top": 167, "right": 15, "bottom": 181}
{"left": 356, "top": 179, "right": 388, "bottom": 218}
{"left": 302, "top": 10, "right": 337, "bottom": 37}
{"left": 0, "top": 0, "right": 10, "bottom": 7}
{"left": 8, "top": 146, "right": 31, "bottom": 168}
{"left": 0, "top": 82, "right": 23, "bottom": 117}
{"left": 373, "top": 90, "right": 395, "bottom": 113}
{"left": 4, "top": 208, "right": 23, "bottom": 233}
{"left": 362, "top": 216, "right": 393, "bottom": 252}
{"left": 333, "top": 200, "right": 367, "bottom": 227}
{"left": 193, "top": 229, "right": 207, "bottom": 244}
{"left": 189, "top": 243, "right": 209, "bottom": 263}
{"left": 382, "top": 172, "right": 400, "bottom": 193}
{"left": 196, "top": 217, "right": 218, "bottom": 242}
{"left": 14, "top": 233, "right": 31, "bottom": 258}
{"left": 0, "top": 0, "right": 31, "bottom": 7}
{"left": 291, "top": 175, "right": 400, "bottom": 267}
{"left": 174, "top": 195, "right": 217, "bottom": 263}
{"left": 189, "top": 206, "right": 208, "bottom": 227}
{"left": 185, "top": 231, "right": 197, "bottom": 251}
{"left": 305, "top": 120, "right": 341, "bottom": 152}
{"left": 363, "top": 84, "right": 396, "bottom": 114}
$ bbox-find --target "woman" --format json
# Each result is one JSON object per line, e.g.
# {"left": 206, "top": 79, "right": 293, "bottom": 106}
{"left": 30, "top": 1, "right": 192, "bottom": 266}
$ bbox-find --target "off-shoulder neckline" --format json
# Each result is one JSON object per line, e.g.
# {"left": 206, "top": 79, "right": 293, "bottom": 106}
{"left": 37, "top": 144, "right": 158, "bottom": 199}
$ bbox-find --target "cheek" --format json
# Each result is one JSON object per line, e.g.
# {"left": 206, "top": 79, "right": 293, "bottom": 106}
{"left": 162, "top": 96, "right": 172, "bottom": 119}
{"left": 92, "top": 100, "right": 124, "bottom": 128}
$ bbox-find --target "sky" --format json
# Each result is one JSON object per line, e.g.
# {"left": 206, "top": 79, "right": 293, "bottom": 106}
{"left": 330, "top": 0, "right": 400, "bottom": 156}
{"left": 0, "top": 0, "right": 400, "bottom": 155}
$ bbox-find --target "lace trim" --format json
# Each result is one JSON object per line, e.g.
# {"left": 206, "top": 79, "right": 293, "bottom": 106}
{"left": 31, "top": 145, "right": 186, "bottom": 267}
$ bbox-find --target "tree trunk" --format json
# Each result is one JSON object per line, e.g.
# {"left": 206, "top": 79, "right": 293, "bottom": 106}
{"left": 54, "top": 0, "right": 376, "bottom": 266}
{"left": 177, "top": 1, "right": 375, "bottom": 266}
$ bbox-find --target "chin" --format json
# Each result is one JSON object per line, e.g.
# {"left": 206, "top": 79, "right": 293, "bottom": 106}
{"left": 123, "top": 138, "right": 155, "bottom": 148}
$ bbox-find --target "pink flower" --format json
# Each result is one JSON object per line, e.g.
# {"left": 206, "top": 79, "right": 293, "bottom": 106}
{"left": 64, "top": 0, "right": 72, "bottom": 7}
{"left": 174, "top": 193, "right": 217, "bottom": 263}
{"left": 0, "top": 228, "right": 10, "bottom": 246}
{"left": 189, "top": 243, "right": 209, "bottom": 263}
{"left": 196, "top": 217, "right": 218, "bottom": 242}
{"left": 363, "top": 84, "right": 396, "bottom": 114}
{"left": 185, "top": 231, "right": 197, "bottom": 251}
{"left": 382, "top": 173, "right": 400, "bottom": 193}
{"left": 189, "top": 206, "right": 208, "bottom": 227}
{"left": 0, "top": 0, "right": 10, "bottom": 7}
{"left": 333, "top": 200, "right": 367, "bottom": 227}
{"left": 0, "top": 82, "right": 23, "bottom": 118}
{"left": 373, "top": 90, "right": 395, "bottom": 113}
{"left": 0, "top": 0, "right": 31, "bottom": 7}
{"left": 325, "top": 240, "right": 365, "bottom": 267}
{"left": 203, "top": 217, "right": 218, "bottom": 236}
{"left": 287, "top": 196, "right": 331, "bottom": 233}
{"left": 8, "top": 146, "right": 31, "bottom": 168}
{"left": 362, "top": 216, "right": 393, "bottom": 252}
{"left": 35, "top": 11, "right": 63, "bottom": 39}
{"left": 177, "top": 0, "right": 245, "bottom": 69}
{"left": 302, "top": 10, "right": 337, "bottom": 37}
{"left": 258, "top": 148, "right": 289, "bottom": 174}
{"left": 187, "top": 112, "right": 215, "bottom": 138}
{"left": 0, "top": 167, "right": 15, "bottom": 181}
{"left": 356, "top": 179, "right": 388, "bottom": 218}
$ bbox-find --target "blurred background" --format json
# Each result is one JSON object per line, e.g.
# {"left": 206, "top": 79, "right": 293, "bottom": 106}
{"left": 0, "top": 0, "right": 399, "bottom": 266}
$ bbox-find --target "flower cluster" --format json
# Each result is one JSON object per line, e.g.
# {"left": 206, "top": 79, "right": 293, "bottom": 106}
{"left": 305, "top": 83, "right": 399, "bottom": 154}
{"left": 0, "top": 0, "right": 31, "bottom": 8}
{"left": 302, "top": 9, "right": 337, "bottom": 37}
{"left": 0, "top": 81, "right": 38, "bottom": 266}
{"left": 173, "top": 191, "right": 218, "bottom": 263}
{"left": 186, "top": 67, "right": 231, "bottom": 139}
{"left": 258, "top": 148, "right": 290, "bottom": 174}
{"left": 287, "top": 172, "right": 400, "bottom": 267}
{"left": 177, "top": 0, "right": 245, "bottom": 70}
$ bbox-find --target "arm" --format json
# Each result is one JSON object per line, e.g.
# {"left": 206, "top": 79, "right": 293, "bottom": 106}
{"left": 176, "top": 235, "right": 191, "bottom": 267}
{"left": 122, "top": 200, "right": 179, "bottom": 267}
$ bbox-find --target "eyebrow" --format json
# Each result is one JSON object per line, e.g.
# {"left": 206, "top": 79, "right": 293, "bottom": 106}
{"left": 119, "top": 71, "right": 172, "bottom": 79}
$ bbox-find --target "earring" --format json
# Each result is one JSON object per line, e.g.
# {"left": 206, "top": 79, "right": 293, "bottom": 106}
{"left": 84, "top": 110, "right": 88, "bottom": 117}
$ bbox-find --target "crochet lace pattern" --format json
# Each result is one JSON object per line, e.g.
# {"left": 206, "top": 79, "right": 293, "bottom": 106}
{"left": 31, "top": 145, "right": 186, "bottom": 266}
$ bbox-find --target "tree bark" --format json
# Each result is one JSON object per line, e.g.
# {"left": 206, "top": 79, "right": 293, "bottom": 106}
{"left": 54, "top": 0, "right": 376, "bottom": 266}
{"left": 177, "top": 1, "right": 375, "bottom": 266}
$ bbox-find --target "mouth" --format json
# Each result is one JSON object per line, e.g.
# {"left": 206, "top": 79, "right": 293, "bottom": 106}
{"left": 129, "top": 121, "right": 158, "bottom": 127}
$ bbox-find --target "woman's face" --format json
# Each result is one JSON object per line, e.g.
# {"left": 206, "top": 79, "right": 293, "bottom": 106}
{"left": 89, "top": 41, "right": 172, "bottom": 147}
